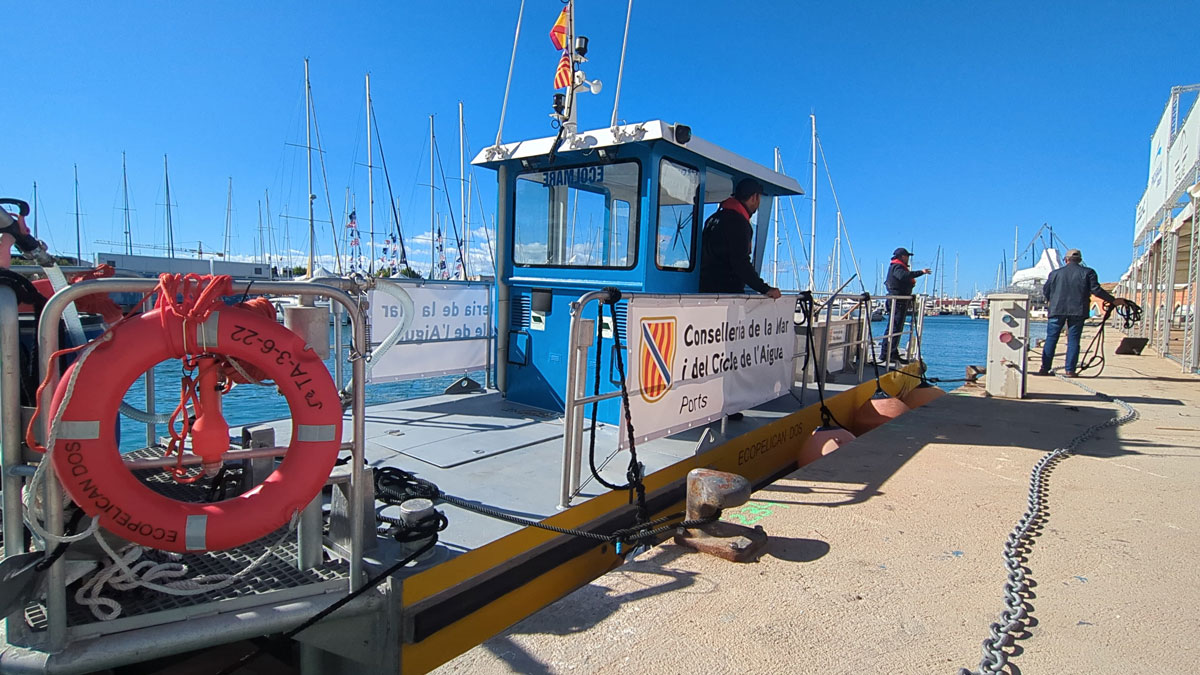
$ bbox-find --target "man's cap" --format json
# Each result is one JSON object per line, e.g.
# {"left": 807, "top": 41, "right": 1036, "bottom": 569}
{"left": 1065, "top": 248, "right": 1082, "bottom": 260}
{"left": 734, "top": 178, "right": 765, "bottom": 200}
{"left": 893, "top": 247, "right": 913, "bottom": 257}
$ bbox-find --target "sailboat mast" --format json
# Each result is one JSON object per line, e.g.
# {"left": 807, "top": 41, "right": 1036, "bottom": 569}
{"left": 73, "top": 164, "right": 81, "bottom": 263}
{"left": 343, "top": 186, "right": 351, "bottom": 272}
{"left": 304, "top": 59, "right": 315, "bottom": 276}
{"left": 163, "top": 155, "right": 175, "bottom": 258}
{"left": 283, "top": 206, "right": 292, "bottom": 271}
{"left": 1011, "top": 225, "right": 1018, "bottom": 286}
{"left": 122, "top": 152, "right": 132, "bottom": 255}
{"left": 809, "top": 114, "right": 817, "bottom": 291}
{"left": 459, "top": 100, "right": 468, "bottom": 279}
{"left": 223, "top": 177, "right": 233, "bottom": 258}
{"left": 265, "top": 190, "right": 275, "bottom": 269}
{"left": 31, "top": 182, "right": 37, "bottom": 239}
{"left": 772, "top": 147, "right": 780, "bottom": 288}
{"left": 940, "top": 248, "right": 946, "bottom": 304}
{"left": 257, "top": 201, "right": 264, "bottom": 265}
{"left": 430, "top": 114, "right": 436, "bottom": 278}
{"left": 834, "top": 212, "right": 843, "bottom": 291}
{"left": 366, "top": 72, "right": 375, "bottom": 275}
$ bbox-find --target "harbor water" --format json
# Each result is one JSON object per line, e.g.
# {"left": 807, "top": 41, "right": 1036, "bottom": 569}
{"left": 871, "top": 314, "right": 1048, "bottom": 387}
{"left": 117, "top": 315, "right": 1045, "bottom": 452}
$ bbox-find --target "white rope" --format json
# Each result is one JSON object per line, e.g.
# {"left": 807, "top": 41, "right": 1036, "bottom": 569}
{"left": 363, "top": 280, "right": 415, "bottom": 373}
{"left": 223, "top": 356, "right": 271, "bottom": 386}
{"left": 77, "top": 512, "right": 300, "bottom": 621}
{"left": 22, "top": 335, "right": 108, "bottom": 547}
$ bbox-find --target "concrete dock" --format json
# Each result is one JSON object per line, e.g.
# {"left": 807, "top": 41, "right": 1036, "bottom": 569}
{"left": 435, "top": 331, "right": 1200, "bottom": 674}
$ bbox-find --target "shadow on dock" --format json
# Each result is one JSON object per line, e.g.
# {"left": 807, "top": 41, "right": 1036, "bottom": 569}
{"left": 479, "top": 545, "right": 704, "bottom": 673}
{"left": 760, "top": 392, "right": 1142, "bottom": 509}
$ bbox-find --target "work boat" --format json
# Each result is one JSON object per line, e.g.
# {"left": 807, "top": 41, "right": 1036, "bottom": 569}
{"left": 0, "top": 122, "right": 927, "bottom": 673}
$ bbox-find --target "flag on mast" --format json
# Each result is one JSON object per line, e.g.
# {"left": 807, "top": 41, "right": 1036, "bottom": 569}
{"left": 549, "top": 5, "right": 569, "bottom": 50}
{"left": 436, "top": 225, "right": 448, "bottom": 280}
{"left": 554, "top": 50, "right": 572, "bottom": 89}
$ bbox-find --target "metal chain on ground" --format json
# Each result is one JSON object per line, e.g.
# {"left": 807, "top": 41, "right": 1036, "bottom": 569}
{"left": 959, "top": 374, "right": 1139, "bottom": 674}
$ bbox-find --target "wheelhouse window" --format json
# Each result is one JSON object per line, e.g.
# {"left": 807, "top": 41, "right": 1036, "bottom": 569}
{"left": 702, "top": 168, "right": 733, "bottom": 221}
{"left": 514, "top": 162, "right": 640, "bottom": 268}
{"left": 656, "top": 159, "right": 700, "bottom": 270}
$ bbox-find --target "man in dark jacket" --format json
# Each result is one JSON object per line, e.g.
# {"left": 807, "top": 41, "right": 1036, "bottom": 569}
{"left": 1036, "top": 248, "right": 1125, "bottom": 377}
{"left": 881, "top": 247, "right": 931, "bottom": 361}
{"left": 699, "top": 178, "right": 782, "bottom": 299}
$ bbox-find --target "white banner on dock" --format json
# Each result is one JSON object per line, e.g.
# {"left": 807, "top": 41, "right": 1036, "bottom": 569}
{"left": 367, "top": 281, "right": 491, "bottom": 383}
{"left": 620, "top": 296, "right": 794, "bottom": 447}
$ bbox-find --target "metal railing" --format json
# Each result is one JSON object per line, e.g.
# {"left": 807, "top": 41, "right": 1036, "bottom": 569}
{"left": 797, "top": 292, "right": 926, "bottom": 399}
{"left": 557, "top": 290, "right": 926, "bottom": 509}
{"left": 11, "top": 278, "right": 369, "bottom": 653}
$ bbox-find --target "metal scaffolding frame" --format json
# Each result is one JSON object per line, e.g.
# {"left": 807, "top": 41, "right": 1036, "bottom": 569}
{"left": 1119, "top": 170, "right": 1200, "bottom": 373}
{"left": 1183, "top": 183, "right": 1200, "bottom": 371}
{"left": 1119, "top": 84, "right": 1200, "bottom": 374}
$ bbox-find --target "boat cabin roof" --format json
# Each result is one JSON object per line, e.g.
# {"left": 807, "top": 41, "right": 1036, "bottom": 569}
{"left": 472, "top": 120, "right": 804, "bottom": 197}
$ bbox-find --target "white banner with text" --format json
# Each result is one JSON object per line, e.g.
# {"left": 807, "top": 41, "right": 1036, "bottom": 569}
{"left": 367, "top": 282, "right": 491, "bottom": 383}
{"left": 620, "top": 295, "right": 795, "bottom": 447}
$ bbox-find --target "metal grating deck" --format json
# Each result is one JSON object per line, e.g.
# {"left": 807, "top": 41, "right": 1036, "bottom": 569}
{"left": 22, "top": 446, "right": 350, "bottom": 636}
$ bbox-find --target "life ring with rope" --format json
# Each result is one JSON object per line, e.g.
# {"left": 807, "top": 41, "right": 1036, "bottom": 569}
{"left": 43, "top": 274, "right": 342, "bottom": 553}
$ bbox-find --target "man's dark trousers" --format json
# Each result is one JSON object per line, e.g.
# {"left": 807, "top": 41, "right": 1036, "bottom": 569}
{"left": 1041, "top": 314, "right": 1086, "bottom": 373}
{"left": 881, "top": 297, "right": 911, "bottom": 357}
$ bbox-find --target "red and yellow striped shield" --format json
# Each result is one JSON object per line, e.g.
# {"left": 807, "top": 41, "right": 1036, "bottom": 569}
{"left": 639, "top": 317, "right": 676, "bottom": 403}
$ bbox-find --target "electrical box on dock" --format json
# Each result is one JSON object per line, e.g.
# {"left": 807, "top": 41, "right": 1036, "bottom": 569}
{"left": 985, "top": 293, "right": 1030, "bottom": 398}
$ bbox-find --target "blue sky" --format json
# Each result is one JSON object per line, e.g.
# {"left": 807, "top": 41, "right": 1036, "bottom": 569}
{"left": 2, "top": 1, "right": 1197, "bottom": 292}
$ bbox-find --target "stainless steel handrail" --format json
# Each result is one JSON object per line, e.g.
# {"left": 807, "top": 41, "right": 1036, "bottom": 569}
{"left": 0, "top": 287, "right": 30, "bottom": 644}
{"left": 34, "top": 278, "right": 367, "bottom": 650}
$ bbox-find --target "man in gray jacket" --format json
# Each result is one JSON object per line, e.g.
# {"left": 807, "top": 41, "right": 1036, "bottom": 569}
{"left": 1036, "top": 248, "right": 1126, "bottom": 377}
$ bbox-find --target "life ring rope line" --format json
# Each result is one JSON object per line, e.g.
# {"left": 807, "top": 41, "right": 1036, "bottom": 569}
{"left": 164, "top": 364, "right": 205, "bottom": 484}
{"left": 76, "top": 512, "right": 299, "bottom": 621}
{"left": 23, "top": 333, "right": 108, "bottom": 547}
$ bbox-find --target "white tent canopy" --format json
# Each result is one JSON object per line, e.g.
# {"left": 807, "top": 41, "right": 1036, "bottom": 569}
{"left": 1011, "top": 248, "right": 1064, "bottom": 290}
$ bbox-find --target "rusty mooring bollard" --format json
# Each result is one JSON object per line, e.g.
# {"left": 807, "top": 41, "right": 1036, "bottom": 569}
{"left": 674, "top": 468, "right": 768, "bottom": 562}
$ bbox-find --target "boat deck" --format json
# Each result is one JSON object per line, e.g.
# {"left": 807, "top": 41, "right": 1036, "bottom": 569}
{"left": 266, "top": 375, "right": 867, "bottom": 559}
{"left": 11, "top": 364, "right": 876, "bottom": 645}
{"left": 435, "top": 328, "right": 1200, "bottom": 674}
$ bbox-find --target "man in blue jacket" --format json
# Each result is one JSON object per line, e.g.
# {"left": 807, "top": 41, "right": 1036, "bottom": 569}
{"left": 1036, "top": 248, "right": 1125, "bottom": 377}
{"left": 881, "top": 247, "right": 931, "bottom": 362}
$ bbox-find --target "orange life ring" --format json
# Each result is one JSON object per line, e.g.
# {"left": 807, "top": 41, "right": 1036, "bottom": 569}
{"left": 50, "top": 304, "right": 342, "bottom": 553}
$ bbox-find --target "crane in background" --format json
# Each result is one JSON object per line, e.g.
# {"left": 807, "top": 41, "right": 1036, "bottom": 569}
{"left": 94, "top": 241, "right": 224, "bottom": 259}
